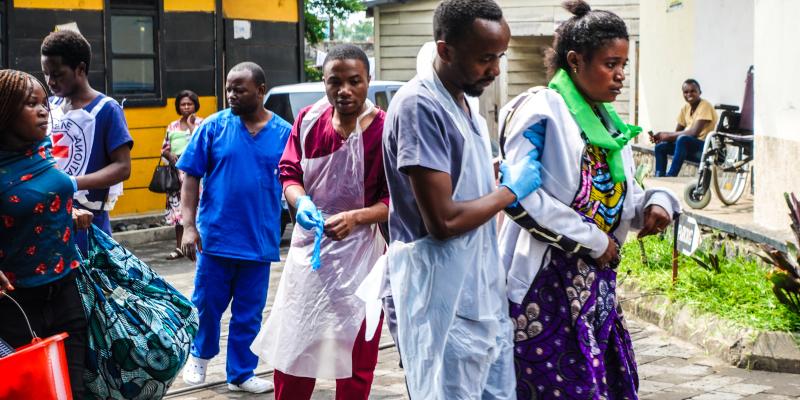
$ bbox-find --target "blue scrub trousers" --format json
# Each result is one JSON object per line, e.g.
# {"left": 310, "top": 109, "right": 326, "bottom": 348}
{"left": 191, "top": 253, "right": 271, "bottom": 384}
{"left": 654, "top": 135, "right": 705, "bottom": 177}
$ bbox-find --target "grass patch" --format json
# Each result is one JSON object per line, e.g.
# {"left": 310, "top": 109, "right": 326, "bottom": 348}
{"left": 618, "top": 234, "right": 800, "bottom": 332}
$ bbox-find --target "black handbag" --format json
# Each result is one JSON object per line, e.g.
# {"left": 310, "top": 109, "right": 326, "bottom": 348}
{"left": 148, "top": 157, "right": 181, "bottom": 193}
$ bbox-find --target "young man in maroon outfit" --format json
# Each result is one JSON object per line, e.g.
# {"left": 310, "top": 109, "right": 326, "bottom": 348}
{"left": 250, "top": 45, "right": 388, "bottom": 399}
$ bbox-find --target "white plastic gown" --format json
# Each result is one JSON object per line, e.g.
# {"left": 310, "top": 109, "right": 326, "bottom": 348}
{"left": 381, "top": 42, "right": 516, "bottom": 399}
{"left": 250, "top": 97, "right": 386, "bottom": 379}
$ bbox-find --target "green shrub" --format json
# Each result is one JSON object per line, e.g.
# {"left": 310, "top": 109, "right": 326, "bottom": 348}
{"left": 619, "top": 234, "right": 800, "bottom": 332}
{"left": 759, "top": 193, "right": 800, "bottom": 315}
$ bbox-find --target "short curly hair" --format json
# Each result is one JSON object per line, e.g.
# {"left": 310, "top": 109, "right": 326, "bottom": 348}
{"left": 41, "top": 30, "right": 92, "bottom": 71}
{"left": 545, "top": 0, "right": 628, "bottom": 76}
{"left": 433, "top": 0, "right": 503, "bottom": 45}
{"left": 323, "top": 44, "right": 370, "bottom": 75}
{"left": 229, "top": 61, "right": 266, "bottom": 87}
{"left": 174, "top": 90, "right": 200, "bottom": 115}
{"left": 683, "top": 78, "right": 701, "bottom": 92}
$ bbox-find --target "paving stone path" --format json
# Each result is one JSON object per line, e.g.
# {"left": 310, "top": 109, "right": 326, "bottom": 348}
{"left": 128, "top": 237, "right": 799, "bottom": 400}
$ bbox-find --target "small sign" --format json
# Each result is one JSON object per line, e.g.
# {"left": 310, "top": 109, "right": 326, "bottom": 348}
{"left": 55, "top": 22, "right": 81, "bottom": 34}
{"left": 233, "top": 20, "right": 252, "bottom": 40}
{"left": 667, "top": 0, "right": 684, "bottom": 12}
{"left": 676, "top": 214, "right": 702, "bottom": 255}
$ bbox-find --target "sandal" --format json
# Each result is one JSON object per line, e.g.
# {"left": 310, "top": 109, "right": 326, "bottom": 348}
{"left": 166, "top": 248, "right": 184, "bottom": 260}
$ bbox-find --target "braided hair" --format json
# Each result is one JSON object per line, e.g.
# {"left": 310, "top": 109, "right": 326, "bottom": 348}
{"left": 545, "top": 0, "right": 629, "bottom": 76}
{"left": 0, "top": 70, "right": 36, "bottom": 134}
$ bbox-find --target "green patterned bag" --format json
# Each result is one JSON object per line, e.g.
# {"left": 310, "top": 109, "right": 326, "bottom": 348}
{"left": 76, "top": 226, "right": 198, "bottom": 399}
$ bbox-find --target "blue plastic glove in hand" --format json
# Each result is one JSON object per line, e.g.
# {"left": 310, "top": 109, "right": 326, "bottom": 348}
{"left": 523, "top": 119, "right": 546, "bottom": 160}
{"left": 296, "top": 195, "right": 323, "bottom": 230}
{"left": 311, "top": 209, "right": 324, "bottom": 271}
{"left": 499, "top": 154, "right": 543, "bottom": 207}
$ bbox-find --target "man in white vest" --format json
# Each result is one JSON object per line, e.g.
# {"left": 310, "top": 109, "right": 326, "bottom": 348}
{"left": 382, "top": 0, "right": 545, "bottom": 398}
{"left": 41, "top": 29, "right": 133, "bottom": 252}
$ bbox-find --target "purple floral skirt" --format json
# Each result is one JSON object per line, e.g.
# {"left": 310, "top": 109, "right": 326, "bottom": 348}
{"left": 510, "top": 249, "right": 638, "bottom": 400}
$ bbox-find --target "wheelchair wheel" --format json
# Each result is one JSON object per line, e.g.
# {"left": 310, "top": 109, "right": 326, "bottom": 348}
{"left": 685, "top": 181, "right": 711, "bottom": 209}
{"left": 712, "top": 143, "right": 750, "bottom": 205}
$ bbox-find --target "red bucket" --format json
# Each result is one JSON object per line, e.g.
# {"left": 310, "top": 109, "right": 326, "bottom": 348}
{"left": 0, "top": 333, "right": 73, "bottom": 399}
{"left": 0, "top": 290, "right": 73, "bottom": 400}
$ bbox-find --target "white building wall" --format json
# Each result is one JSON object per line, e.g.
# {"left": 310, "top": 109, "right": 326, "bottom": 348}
{"left": 638, "top": 0, "right": 752, "bottom": 134}
{"left": 637, "top": 0, "right": 696, "bottom": 134}
{"left": 693, "top": 0, "right": 754, "bottom": 108}
{"left": 373, "top": 0, "right": 639, "bottom": 137}
{"left": 753, "top": 0, "right": 800, "bottom": 229}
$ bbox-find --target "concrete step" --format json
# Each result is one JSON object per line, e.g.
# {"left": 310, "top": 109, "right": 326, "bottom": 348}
{"left": 110, "top": 212, "right": 165, "bottom": 233}
{"left": 114, "top": 226, "right": 174, "bottom": 248}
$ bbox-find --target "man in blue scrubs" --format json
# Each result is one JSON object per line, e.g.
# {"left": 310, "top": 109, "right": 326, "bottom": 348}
{"left": 176, "top": 62, "right": 292, "bottom": 393}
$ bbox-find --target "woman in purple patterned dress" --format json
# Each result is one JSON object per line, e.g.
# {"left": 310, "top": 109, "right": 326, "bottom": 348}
{"left": 497, "top": 1, "right": 680, "bottom": 398}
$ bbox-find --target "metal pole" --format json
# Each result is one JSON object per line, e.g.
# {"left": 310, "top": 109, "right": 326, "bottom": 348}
{"left": 672, "top": 212, "right": 680, "bottom": 284}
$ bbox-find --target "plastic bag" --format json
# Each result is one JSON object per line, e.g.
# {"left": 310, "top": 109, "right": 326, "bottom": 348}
{"left": 76, "top": 226, "right": 198, "bottom": 399}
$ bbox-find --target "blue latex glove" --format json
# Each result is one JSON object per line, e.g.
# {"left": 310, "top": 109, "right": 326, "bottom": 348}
{"left": 499, "top": 154, "right": 543, "bottom": 207}
{"left": 295, "top": 195, "right": 323, "bottom": 230}
{"left": 311, "top": 209, "right": 324, "bottom": 270}
{"left": 523, "top": 120, "right": 546, "bottom": 160}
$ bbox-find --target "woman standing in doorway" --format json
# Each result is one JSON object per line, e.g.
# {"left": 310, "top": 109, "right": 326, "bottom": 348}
{"left": 162, "top": 90, "right": 203, "bottom": 260}
{"left": 497, "top": 2, "right": 680, "bottom": 398}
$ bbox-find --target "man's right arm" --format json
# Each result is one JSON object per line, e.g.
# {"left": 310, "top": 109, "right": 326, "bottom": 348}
{"left": 408, "top": 166, "right": 517, "bottom": 240}
{"left": 394, "top": 94, "right": 535, "bottom": 240}
{"left": 180, "top": 175, "right": 202, "bottom": 261}
{"left": 176, "top": 119, "right": 212, "bottom": 261}
{"left": 654, "top": 124, "right": 686, "bottom": 143}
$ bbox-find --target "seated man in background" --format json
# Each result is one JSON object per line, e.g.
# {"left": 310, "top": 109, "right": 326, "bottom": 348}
{"left": 652, "top": 78, "right": 718, "bottom": 177}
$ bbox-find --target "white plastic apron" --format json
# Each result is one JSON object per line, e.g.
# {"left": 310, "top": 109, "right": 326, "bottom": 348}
{"left": 385, "top": 42, "right": 505, "bottom": 399}
{"left": 252, "top": 97, "right": 385, "bottom": 379}
{"left": 48, "top": 96, "right": 123, "bottom": 211}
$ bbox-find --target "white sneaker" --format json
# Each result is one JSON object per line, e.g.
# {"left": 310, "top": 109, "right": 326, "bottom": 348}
{"left": 182, "top": 356, "right": 209, "bottom": 386}
{"left": 227, "top": 376, "right": 274, "bottom": 393}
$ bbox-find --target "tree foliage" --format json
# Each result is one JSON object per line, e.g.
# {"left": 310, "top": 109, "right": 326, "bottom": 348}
{"left": 334, "top": 18, "right": 374, "bottom": 42}
{"left": 304, "top": 11, "right": 326, "bottom": 46}
{"left": 304, "top": 0, "right": 364, "bottom": 43}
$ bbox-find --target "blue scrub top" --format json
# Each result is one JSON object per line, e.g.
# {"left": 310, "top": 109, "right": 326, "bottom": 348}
{"left": 177, "top": 109, "right": 292, "bottom": 262}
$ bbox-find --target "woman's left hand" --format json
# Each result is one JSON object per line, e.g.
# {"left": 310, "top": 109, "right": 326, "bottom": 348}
{"left": 72, "top": 208, "right": 94, "bottom": 230}
{"left": 638, "top": 205, "right": 671, "bottom": 238}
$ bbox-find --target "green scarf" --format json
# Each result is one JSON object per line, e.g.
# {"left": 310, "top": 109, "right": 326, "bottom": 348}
{"left": 548, "top": 68, "right": 642, "bottom": 183}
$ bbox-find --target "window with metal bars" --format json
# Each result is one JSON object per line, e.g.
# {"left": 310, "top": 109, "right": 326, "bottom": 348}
{"left": 107, "top": 0, "right": 162, "bottom": 101}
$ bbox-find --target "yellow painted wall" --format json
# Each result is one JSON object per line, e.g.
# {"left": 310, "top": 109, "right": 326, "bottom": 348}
{"left": 223, "top": 0, "right": 298, "bottom": 22}
{"left": 14, "top": 0, "right": 299, "bottom": 216}
{"left": 112, "top": 96, "right": 218, "bottom": 216}
{"left": 14, "top": 0, "right": 103, "bottom": 10}
{"left": 15, "top": 0, "right": 297, "bottom": 19}
{"left": 164, "top": 0, "right": 215, "bottom": 12}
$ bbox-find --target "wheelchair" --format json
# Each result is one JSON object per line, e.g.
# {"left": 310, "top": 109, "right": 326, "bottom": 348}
{"left": 684, "top": 67, "right": 754, "bottom": 209}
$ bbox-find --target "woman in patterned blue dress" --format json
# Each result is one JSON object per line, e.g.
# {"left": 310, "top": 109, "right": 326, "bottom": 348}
{"left": 0, "top": 69, "right": 93, "bottom": 398}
